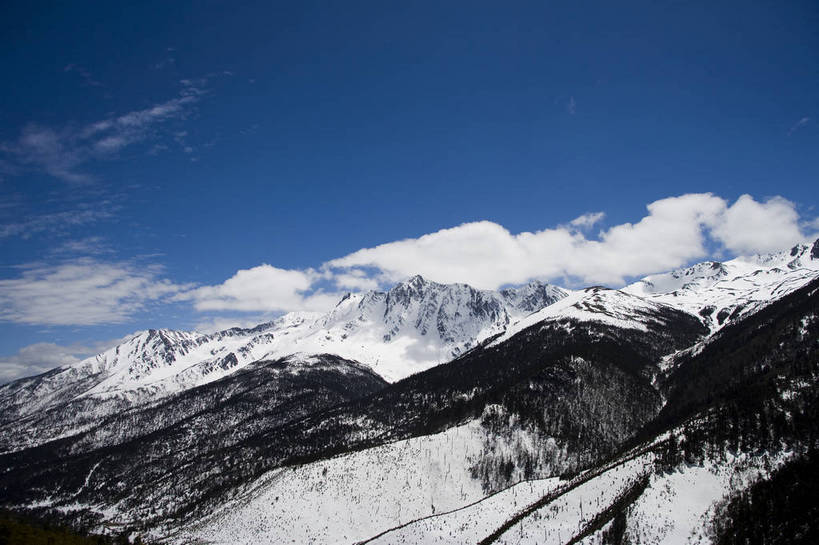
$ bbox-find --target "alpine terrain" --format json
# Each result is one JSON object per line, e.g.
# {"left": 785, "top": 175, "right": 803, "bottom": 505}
{"left": 0, "top": 239, "right": 817, "bottom": 544}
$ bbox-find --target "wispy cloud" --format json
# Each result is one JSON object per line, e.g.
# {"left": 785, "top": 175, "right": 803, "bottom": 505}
{"left": 50, "top": 236, "right": 112, "bottom": 256}
{"left": 567, "top": 96, "right": 576, "bottom": 115}
{"left": 153, "top": 55, "right": 177, "bottom": 70}
{"left": 0, "top": 342, "right": 87, "bottom": 383}
{"left": 788, "top": 116, "right": 810, "bottom": 136}
{"left": 0, "top": 124, "right": 92, "bottom": 183}
{"left": 0, "top": 258, "right": 188, "bottom": 326}
{"left": 0, "top": 205, "right": 116, "bottom": 239}
{"left": 63, "top": 63, "right": 102, "bottom": 87}
{"left": 569, "top": 211, "right": 604, "bottom": 230}
{"left": 193, "top": 315, "right": 277, "bottom": 334}
{"left": 0, "top": 79, "right": 206, "bottom": 183}
{"left": 804, "top": 216, "right": 819, "bottom": 231}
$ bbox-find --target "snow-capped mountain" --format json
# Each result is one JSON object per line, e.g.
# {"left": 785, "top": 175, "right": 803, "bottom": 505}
{"left": 3, "top": 275, "right": 565, "bottom": 400}
{"left": 311, "top": 275, "right": 567, "bottom": 380}
{"left": 0, "top": 277, "right": 566, "bottom": 451}
{"left": 623, "top": 239, "right": 819, "bottom": 330}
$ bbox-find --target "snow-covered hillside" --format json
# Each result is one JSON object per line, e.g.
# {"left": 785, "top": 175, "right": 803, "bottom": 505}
{"left": 624, "top": 240, "right": 819, "bottom": 331}
{"left": 490, "top": 286, "right": 684, "bottom": 347}
{"left": 176, "top": 433, "right": 791, "bottom": 545}
{"left": 176, "top": 422, "right": 490, "bottom": 545}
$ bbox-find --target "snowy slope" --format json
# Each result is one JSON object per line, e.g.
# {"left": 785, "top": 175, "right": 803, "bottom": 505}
{"left": 574, "top": 450, "right": 794, "bottom": 545}
{"left": 490, "top": 286, "right": 684, "bottom": 347}
{"left": 174, "top": 422, "right": 490, "bottom": 545}
{"left": 623, "top": 240, "right": 819, "bottom": 331}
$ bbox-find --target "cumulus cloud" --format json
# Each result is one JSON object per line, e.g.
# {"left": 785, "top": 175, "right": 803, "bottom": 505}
{"left": 326, "top": 193, "right": 814, "bottom": 288}
{"left": 0, "top": 259, "right": 187, "bottom": 326}
{"left": 710, "top": 195, "right": 804, "bottom": 254}
{"left": 177, "top": 264, "right": 343, "bottom": 314}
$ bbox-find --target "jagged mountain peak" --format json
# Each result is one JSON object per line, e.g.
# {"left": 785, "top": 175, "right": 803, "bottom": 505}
{"left": 403, "top": 273, "right": 429, "bottom": 287}
{"left": 500, "top": 279, "right": 568, "bottom": 313}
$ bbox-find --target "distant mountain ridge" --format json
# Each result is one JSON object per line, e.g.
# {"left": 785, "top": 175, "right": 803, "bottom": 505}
{"left": 0, "top": 277, "right": 566, "bottom": 452}
{"left": 623, "top": 239, "right": 819, "bottom": 330}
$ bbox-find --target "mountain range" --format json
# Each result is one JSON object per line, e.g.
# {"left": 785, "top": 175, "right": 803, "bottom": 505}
{"left": 0, "top": 238, "right": 817, "bottom": 544}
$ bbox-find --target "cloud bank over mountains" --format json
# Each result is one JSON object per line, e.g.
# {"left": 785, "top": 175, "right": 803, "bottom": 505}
{"left": 0, "top": 193, "right": 815, "bottom": 329}
{"left": 196, "top": 192, "right": 816, "bottom": 314}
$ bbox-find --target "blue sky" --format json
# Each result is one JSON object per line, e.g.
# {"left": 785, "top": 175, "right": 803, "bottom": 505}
{"left": 0, "top": 1, "right": 817, "bottom": 380}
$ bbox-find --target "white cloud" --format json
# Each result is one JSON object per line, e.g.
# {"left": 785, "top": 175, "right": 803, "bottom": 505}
{"left": 184, "top": 194, "right": 798, "bottom": 317}
{"left": 569, "top": 211, "right": 605, "bottom": 230}
{"left": 177, "top": 264, "right": 343, "bottom": 314}
{"left": 0, "top": 259, "right": 186, "bottom": 326}
{"left": 711, "top": 195, "right": 804, "bottom": 254}
{"left": 333, "top": 269, "right": 381, "bottom": 291}
{"left": 327, "top": 193, "right": 814, "bottom": 288}
{"left": 63, "top": 64, "right": 102, "bottom": 87}
{"left": 1, "top": 124, "right": 91, "bottom": 183}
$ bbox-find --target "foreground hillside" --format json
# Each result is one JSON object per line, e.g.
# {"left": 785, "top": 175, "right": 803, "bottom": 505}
{"left": 182, "top": 275, "right": 819, "bottom": 545}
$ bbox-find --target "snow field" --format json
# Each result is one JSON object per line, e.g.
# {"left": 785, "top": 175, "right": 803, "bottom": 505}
{"left": 179, "top": 422, "right": 489, "bottom": 545}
